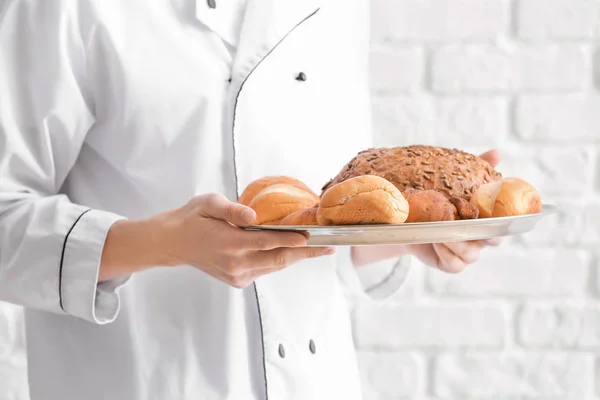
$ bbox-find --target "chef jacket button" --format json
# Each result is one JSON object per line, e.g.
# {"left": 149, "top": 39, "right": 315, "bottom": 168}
{"left": 278, "top": 344, "right": 286, "bottom": 358}
{"left": 295, "top": 72, "right": 307, "bottom": 81}
{"left": 207, "top": 0, "right": 216, "bottom": 8}
{"left": 309, "top": 340, "right": 316, "bottom": 354}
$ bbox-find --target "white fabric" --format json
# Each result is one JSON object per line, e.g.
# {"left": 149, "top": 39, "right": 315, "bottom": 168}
{"left": 0, "top": 0, "right": 409, "bottom": 399}
{"left": 196, "top": 0, "right": 248, "bottom": 48}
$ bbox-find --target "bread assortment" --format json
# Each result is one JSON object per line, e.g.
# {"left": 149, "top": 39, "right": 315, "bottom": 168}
{"left": 238, "top": 145, "right": 543, "bottom": 226}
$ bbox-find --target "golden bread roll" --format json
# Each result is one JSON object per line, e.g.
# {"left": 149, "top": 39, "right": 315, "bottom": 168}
{"left": 238, "top": 176, "right": 314, "bottom": 206}
{"left": 402, "top": 189, "right": 457, "bottom": 223}
{"left": 317, "top": 175, "right": 409, "bottom": 225}
{"left": 249, "top": 184, "right": 319, "bottom": 225}
{"left": 279, "top": 207, "right": 319, "bottom": 226}
{"left": 470, "top": 177, "right": 542, "bottom": 218}
{"left": 402, "top": 189, "right": 480, "bottom": 222}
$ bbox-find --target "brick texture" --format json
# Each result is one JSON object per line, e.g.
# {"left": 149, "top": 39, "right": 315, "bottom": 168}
{"left": 516, "top": 0, "right": 600, "bottom": 40}
{"left": 496, "top": 146, "right": 594, "bottom": 196}
{"left": 519, "top": 198, "right": 600, "bottom": 247}
{"left": 371, "top": 0, "right": 506, "bottom": 43}
{"left": 516, "top": 94, "right": 600, "bottom": 142}
{"left": 354, "top": 304, "right": 506, "bottom": 349}
{"left": 518, "top": 304, "right": 600, "bottom": 349}
{"left": 2, "top": 1, "right": 600, "bottom": 400}
{"left": 433, "top": 353, "right": 593, "bottom": 398}
{"left": 358, "top": 352, "right": 424, "bottom": 399}
{"left": 371, "top": 95, "right": 508, "bottom": 148}
{"left": 358, "top": 1, "right": 599, "bottom": 398}
{"left": 430, "top": 45, "right": 589, "bottom": 93}
{"left": 369, "top": 47, "right": 423, "bottom": 94}
{"left": 426, "top": 249, "right": 589, "bottom": 296}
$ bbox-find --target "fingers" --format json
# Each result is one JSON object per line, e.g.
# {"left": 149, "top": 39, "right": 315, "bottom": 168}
{"left": 405, "top": 244, "right": 441, "bottom": 268}
{"left": 445, "top": 240, "right": 486, "bottom": 264}
{"left": 198, "top": 194, "right": 256, "bottom": 227}
{"left": 233, "top": 230, "right": 310, "bottom": 251}
{"left": 433, "top": 240, "right": 485, "bottom": 273}
{"left": 478, "top": 149, "right": 501, "bottom": 167}
{"left": 216, "top": 246, "right": 335, "bottom": 289}
{"left": 485, "top": 237, "right": 503, "bottom": 246}
{"left": 247, "top": 246, "right": 335, "bottom": 270}
{"left": 433, "top": 243, "right": 466, "bottom": 273}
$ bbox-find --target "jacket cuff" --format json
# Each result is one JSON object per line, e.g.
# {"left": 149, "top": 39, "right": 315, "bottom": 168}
{"left": 59, "top": 209, "right": 130, "bottom": 324}
{"left": 336, "top": 246, "right": 412, "bottom": 303}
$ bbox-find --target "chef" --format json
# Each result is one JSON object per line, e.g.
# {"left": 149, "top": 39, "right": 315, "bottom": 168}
{"left": 0, "top": 0, "right": 501, "bottom": 399}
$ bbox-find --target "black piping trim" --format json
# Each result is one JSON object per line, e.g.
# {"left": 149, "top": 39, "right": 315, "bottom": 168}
{"left": 58, "top": 208, "right": 92, "bottom": 312}
{"left": 253, "top": 283, "right": 268, "bottom": 398}
{"left": 231, "top": 8, "right": 321, "bottom": 399}
{"left": 363, "top": 260, "right": 399, "bottom": 293}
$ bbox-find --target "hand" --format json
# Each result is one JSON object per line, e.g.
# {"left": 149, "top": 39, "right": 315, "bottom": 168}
{"left": 161, "top": 194, "right": 336, "bottom": 287}
{"left": 407, "top": 149, "right": 503, "bottom": 273}
{"left": 351, "top": 149, "right": 503, "bottom": 273}
{"left": 405, "top": 237, "right": 502, "bottom": 273}
{"left": 100, "top": 194, "right": 334, "bottom": 287}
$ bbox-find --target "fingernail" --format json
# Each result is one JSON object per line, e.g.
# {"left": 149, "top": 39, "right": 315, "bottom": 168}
{"left": 325, "top": 248, "right": 336, "bottom": 255}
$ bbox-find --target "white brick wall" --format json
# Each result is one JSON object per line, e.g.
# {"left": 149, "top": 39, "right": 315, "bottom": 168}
{"left": 357, "top": 0, "right": 600, "bottom": 399}
{"left": 1, "top": 0, "right": 600, "bottom": 399}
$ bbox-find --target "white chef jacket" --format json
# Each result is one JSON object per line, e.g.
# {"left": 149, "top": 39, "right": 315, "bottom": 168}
{"left": 0, "top": 0, "right": 409, "bottom": 399}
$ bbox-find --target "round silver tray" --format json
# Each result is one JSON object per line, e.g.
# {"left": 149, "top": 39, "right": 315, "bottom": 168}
{"left": 246, "top": 204, "right": 556, "bottom": 246}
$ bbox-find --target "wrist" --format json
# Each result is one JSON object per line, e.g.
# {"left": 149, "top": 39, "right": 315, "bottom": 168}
{"left": 98, "top": 214, "right": 177, "bottom": 282}
{"left": 145, "top": 210, "right": 183, "bottom": 267}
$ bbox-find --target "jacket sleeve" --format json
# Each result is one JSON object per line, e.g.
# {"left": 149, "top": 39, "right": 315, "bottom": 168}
{"left": 336, "top": 247, "right": 412, "bottom": 303}
{"left": 0, "top": 0, "right": 129, "bottom": 324}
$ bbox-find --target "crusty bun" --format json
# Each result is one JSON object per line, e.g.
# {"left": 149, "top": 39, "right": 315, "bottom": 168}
{"left": 403, "top": 189, "right": 457, "bottom": 222}
{"left": 470, "top": 177, "right": 542, "bottom": 218}
{"left": 279, "top": 206, "right": 319, "bottom": 226}
{"left": 317, "top": 175, "right": 409, "bottom": 225}
{"left": 249, "top": 184, "right": 319, "bottom": 225}
{"left": 239, "top": 176, "right": 314, "bottom": 206}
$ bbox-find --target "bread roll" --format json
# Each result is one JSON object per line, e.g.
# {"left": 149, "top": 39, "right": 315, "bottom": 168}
{"left": 249, "top": 184, "right": 319, "bottom": 225}
{"left": 402, "top": 189, "right": 457, "bottom": 223}
{"left": 279, "top": 206, "right": 318, "bottom": 226}
{"left": 317, "top": 175, "right": 409, "bottom": 225}
{"left": 239, "top": 176, "right": 314, "bottom": 206}
{"left": 470, "top": 177, "right": 542, "bottom": 218}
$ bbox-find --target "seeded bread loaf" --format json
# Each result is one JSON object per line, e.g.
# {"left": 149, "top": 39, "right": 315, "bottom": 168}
{"left": 321, "top": 145, "right": 502, "bottom": 201}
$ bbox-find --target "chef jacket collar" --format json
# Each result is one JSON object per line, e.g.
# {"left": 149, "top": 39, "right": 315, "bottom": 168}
{"left": 195, "top": 0, "right": 247, "bottom": 48}
{"left": 196, "top": 0, "right": 322, "bottom": 87}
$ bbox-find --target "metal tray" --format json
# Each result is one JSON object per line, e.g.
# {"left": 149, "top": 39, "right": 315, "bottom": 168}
{"left": 246, "top": 204, "right": 556, "bottom": 246}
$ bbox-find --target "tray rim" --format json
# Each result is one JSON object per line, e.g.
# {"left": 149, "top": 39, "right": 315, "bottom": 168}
{"left": 246, "top": 204, "right": 557, "bottom": 232}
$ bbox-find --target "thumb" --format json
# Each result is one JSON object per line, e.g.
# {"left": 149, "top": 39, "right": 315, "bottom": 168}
{"left": 199, "top": 194, "right": 257, "bottom": 227}
{"left": 479, "top": 149, "right": 501, "bottom": 168}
